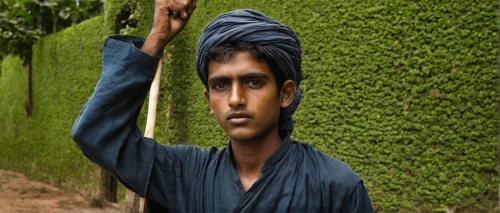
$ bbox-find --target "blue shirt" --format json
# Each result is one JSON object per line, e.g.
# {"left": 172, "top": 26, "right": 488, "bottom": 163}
{"left": 71, "top": 35, "right": 373, "bottom": 213}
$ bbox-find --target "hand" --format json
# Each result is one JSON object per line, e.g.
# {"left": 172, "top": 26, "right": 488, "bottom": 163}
{"left": 141, "top": 0, "right": 196, "bottom": 56}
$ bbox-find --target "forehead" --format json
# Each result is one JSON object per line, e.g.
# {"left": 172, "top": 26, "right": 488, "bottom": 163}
{"left": 207, "top": 52, "right": 274, "bottom": 79}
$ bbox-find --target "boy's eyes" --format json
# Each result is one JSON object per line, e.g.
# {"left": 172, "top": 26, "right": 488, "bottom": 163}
{"left": 211, "top": 80, "right": 264, "bottom": 90}
{"left": 246, "top": 80, "right": 263, "bottom": 88}
{"left": 212, "top": 82, "right": 228, "bottom": 89}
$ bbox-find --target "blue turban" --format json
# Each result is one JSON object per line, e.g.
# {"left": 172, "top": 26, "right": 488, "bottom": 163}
{"left": 196, "top": 9, "right": 302, "bottom": 134}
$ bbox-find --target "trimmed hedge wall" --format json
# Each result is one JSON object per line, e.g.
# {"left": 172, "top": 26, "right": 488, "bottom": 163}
{"left": 0, "top": 15, "right": 109, "bottom": 196}
{"left": 0, "top": 0, "right": 497, "bottom": 211}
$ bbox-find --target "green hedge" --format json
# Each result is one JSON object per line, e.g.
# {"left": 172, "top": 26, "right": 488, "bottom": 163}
{"left": 0, "top": 0, "right": 497, "bottom": 211}
{"left": 157, "top": 0, "right": 499, "bottom": 211}
{"left": 0, "top": 56, "right": 28, "bottom": 171}
{"left": 0, "top": 15, "right": 109, "bottom": 196}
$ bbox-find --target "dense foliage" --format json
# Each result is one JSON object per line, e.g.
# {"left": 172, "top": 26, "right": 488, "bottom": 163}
{"left": 0, "top": 0, "right": 103, "bottom": 61}
{"left": 0, "top": 15, "right": 108, "bottom": 198}
{"left": 0, "top": 0, "right": 497, "bottom": 212}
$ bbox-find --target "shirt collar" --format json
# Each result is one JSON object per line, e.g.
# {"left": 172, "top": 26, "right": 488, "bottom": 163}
{"left": 226, "top": 133, "right": 293, "bottom": 172}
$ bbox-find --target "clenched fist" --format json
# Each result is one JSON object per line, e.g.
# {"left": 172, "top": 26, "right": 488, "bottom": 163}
{"left": 142, "top": 0, "right": 197, "bottom": 56}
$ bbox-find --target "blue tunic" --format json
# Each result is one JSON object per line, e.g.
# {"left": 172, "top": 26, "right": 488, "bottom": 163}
{"left": 71, "top": 35, "right": 373, "bottom": 213}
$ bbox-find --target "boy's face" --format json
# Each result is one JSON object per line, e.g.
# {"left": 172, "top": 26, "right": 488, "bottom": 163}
{"left": 205, "top": 52, "right": 284, "bottom": 142}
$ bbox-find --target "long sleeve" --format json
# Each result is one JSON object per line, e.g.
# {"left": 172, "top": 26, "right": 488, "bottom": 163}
{"left": 71, "top": 35, "right": 161, "bottom": 195}
{"left": 71, "top": 35, "right": 218, "bottom": 211}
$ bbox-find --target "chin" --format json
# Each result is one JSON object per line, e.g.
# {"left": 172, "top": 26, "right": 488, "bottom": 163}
{"left": 224, "top": 126, "right": 275, "bottom": 142}
{"left": 226, "top": 129, "right": 257, "bottom": 142}
{"left": 227, "top": 132, "right": 256, "bottom": 141}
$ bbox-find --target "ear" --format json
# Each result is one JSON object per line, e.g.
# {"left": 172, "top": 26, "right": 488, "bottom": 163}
{"left": 280, "top": 80, "right": 296, "bottom": 108}
{"left": 204, "top": 89, "right": 214, "bottom": 115}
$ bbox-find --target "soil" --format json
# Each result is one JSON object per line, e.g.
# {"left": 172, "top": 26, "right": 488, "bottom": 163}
{"left": 0, "top": 169, "right": 125, "bottom": 212}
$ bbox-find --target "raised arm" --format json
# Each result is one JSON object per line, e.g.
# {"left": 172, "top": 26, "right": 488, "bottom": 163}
{"left": 71, "top": 0, "right": 197, "bottom": 199}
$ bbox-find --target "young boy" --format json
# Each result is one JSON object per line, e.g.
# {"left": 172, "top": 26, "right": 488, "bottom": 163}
{"left": 72, "top": 0, "right": 373, "bottom": 212}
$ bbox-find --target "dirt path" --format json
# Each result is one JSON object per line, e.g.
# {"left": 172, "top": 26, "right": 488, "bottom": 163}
{"left": 0, "top": 169, "right": 125, "bottom": 212}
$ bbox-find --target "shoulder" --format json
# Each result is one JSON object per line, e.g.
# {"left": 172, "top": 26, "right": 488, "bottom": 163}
{"left": 295, "top": 141, "right": 362, "bottom": 189}
{"left": 158, "top": 144, "right": 220, "bottom": 161}
{"left": 290, "top": 142, "right": 373, "bottom": 211}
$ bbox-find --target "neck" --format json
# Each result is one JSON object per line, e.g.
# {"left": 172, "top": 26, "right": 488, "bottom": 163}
{"left": 230, "top": 128, "right": 282, "bottom": 176}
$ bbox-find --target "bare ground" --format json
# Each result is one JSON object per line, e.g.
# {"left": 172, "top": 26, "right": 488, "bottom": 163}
{"left": 0, "top": 169, "right": 125, "bottom": 212}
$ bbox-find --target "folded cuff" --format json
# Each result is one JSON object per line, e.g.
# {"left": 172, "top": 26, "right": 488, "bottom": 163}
{"left": 102, "top": 35, "right": 162, "bottom": 80}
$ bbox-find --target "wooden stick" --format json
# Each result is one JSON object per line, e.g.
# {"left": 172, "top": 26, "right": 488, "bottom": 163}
{"left": 144, "top": 57, "right": 163, "bottom": 139}
{"left": 129, "top": 56, "right": 163, "bottom": 213}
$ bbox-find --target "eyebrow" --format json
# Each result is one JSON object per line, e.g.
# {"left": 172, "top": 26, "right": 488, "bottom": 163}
{"left": 208, "top": 72, "right": 269, "bottom": 84}
{"left": 238, "top": 72, "right": 269, "bottom": 80}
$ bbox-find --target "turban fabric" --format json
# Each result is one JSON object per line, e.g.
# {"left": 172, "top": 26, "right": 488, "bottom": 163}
{"left": 196, "top": 9, "right": 302, "bottom": 134}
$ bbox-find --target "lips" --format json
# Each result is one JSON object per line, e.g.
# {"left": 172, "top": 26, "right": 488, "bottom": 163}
{"left": 226, "top": 112, "right": 252, "bottom": 120}
{"left": 226, "top": 112, "right": 253, "bottom": 124}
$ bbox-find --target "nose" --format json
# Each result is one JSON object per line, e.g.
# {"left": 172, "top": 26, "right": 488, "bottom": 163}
{"left": 228, "top": 83, "right": 246, "bottom": 108}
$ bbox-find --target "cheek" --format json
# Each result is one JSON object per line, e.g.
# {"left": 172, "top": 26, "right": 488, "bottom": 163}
{"left": 208, "top": 95, "right": 221, "bottom": 111}
{"left": 210, "top": 100, "right": 226, "bottom": 121}
{"left": 255, "top": 95, "right": 281, "bottom": 117}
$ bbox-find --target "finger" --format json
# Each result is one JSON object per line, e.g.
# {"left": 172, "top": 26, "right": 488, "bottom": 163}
{"left": 186, "top": 6, "right": 195, "bottom": 17}
{"left": 175, "top": 0, "right": 191, "bottom": 7}
{"left": 172, "top": 0, "right": 189, "bottom": 19}
{"left": 166, "top": 0, "right": 185, "bottom": 19}
{"left": 186, "top": 0, "right": 196, "bottom": 17}
{"left": 166, "top": 0, "right": 185, "bottom": 10}
{"left": 181, "top": 0, "right": 191, "bottom": 19}
{"left": 156, "top": 1, "right": 172, "bottom": 19}
{"left": 170, "top": 0, "right": 188, "bottom": 12}
{"left": 171, "top": 9, "right": 179, "bottom": 19}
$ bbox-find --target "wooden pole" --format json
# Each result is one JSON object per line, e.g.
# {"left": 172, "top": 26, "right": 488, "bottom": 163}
{"left": 127, "top": 57, "right": 163, "bottom": 213}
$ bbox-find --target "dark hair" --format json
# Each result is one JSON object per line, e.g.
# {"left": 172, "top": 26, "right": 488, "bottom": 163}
{"left": 205, "top": 42, "right": 285, "bottom": 92}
